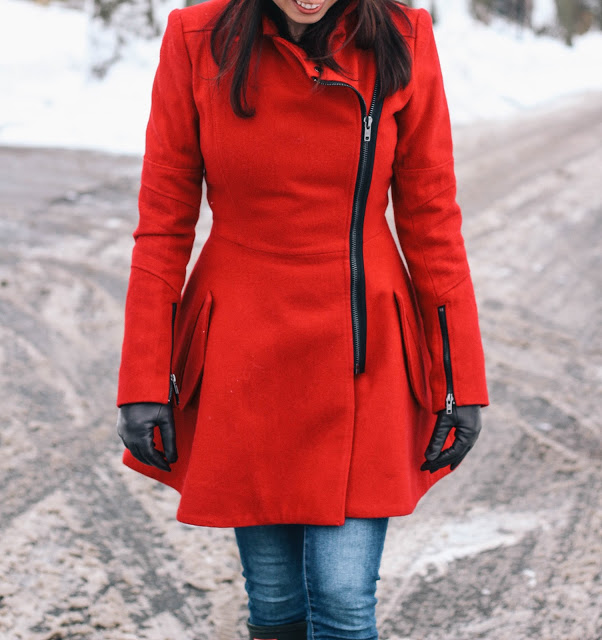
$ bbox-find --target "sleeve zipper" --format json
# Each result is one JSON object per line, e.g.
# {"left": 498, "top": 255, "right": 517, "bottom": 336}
{"left": 437, "top": 305, "right": 455, "bottom": 414}
{"left": 168, "top": 302, "right": 180, "bottom": 406}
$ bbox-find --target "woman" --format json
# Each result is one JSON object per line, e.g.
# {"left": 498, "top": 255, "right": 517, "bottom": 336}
{"left": 116, "top": 0, "right": 489, "bottom": 638}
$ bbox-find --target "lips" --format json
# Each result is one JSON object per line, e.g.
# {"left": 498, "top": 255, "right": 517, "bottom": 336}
{"left": 292, "top": 0, "right": 324, "bottom": 15}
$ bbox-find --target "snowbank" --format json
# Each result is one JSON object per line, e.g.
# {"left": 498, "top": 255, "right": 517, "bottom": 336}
{"left": 1, "top": 0, "right": 601, "bottom": 154}
{"left": 428, "top": 0, "right": 602, "bottom": 125}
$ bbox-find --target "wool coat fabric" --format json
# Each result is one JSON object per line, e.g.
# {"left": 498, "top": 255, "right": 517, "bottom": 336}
{"left": 117, "top": 0, "right": 489, "bottom": 527}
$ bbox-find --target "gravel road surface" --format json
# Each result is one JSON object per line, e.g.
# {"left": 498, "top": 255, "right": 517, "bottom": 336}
{"left": 0, "top": 92, "right": 601, "bottom": 640}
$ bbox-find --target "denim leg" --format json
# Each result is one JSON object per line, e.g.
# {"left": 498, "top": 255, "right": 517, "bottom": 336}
{"left": 234, "top": 524, "right": 307, "bottom": 627}
{"left": 303, "top": 517, "right": 389, "bottom": 640}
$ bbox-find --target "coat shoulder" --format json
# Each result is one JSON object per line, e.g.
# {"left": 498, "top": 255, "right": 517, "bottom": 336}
{"left": 388, "top": 3, "right": 431, "bottom": 39}
{"left": 178, "top": 0, "right": 230, "bottom": 33}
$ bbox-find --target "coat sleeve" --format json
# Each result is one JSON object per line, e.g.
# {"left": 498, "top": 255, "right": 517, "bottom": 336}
{"left": 117, "top": 8, "right": 203, "bottom": 406}
{"left": 391, "top": 9, "right": 489, "bottom": 413}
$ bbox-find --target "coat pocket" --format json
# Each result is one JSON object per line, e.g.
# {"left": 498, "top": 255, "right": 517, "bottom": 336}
{"left": 174, "top": 290, "right": 213, "bottom": 409}
{"left": 393, "top": 290, "right": 432, "bottom": 412}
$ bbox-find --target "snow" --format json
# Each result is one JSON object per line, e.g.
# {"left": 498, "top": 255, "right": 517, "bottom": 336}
{"left": 0, "top": 0, "right": 178, "bottom": 155}
{"left": 429, "top": 1, "right": 602, "bottom": 125}
{"left": 531, "top": 0, "right": 558, "bottom": 30}
{"left": 381, "top": 507, "right": 547, "bottom": 579}
{"left": 1, "top": 0, "right": 601, "bottom": 155}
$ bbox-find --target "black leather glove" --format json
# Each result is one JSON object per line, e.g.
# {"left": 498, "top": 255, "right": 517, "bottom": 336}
{"left": 116, "top": 402, "right": 177, "bottom": 472}
{"left": 420, "top": 404, "right": 482, "bottom": 473}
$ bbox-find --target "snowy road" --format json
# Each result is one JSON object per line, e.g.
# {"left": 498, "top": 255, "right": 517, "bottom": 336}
{"left": 0, "top": 92, "right": 600, "bottom": 639}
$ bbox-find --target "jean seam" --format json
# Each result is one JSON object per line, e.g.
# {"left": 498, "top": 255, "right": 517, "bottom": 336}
{"left": 302, "top": 526, "right": 315, "bottom": 640}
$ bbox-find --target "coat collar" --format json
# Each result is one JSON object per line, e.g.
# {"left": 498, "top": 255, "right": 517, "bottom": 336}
{"left": 261, "top": 0, "right": 362, "bottom": 84}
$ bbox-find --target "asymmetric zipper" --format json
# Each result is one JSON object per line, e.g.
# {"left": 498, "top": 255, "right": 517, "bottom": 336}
{"left": 437, "top": 305, "right": 455, "bottom": 414}
{"left": 168, "top": 302, "right": 180, "bottom": 405}
{"left": 313, "top": 75, "right": 383, "bottom": 374}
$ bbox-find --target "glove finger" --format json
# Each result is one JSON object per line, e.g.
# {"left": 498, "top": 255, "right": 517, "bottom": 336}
{"left": 424, "top": 414, "right": 453, "bottom": 461}
{"left": 145, "top": 446, "right": 172, "bottom": 472}
{"left": 455, "top": 405, "right": 482, "bottom": 440}
{"left": 131, "top": 430, "right": 168, "bottom": 470}
{"left": 128, "top": 442, "right": 152, "bottom": 468}
{"left": 454, "top": 417, "right": 481, "bottom": 445}
{"left": 450, "top": 445, "right": 473, "bottom": 471}
{"left": 157, "top": 406, "right": 178, "bottom": 464}
{"left": 422, "top": 438, "right": 469, "bottom": 472}
{"left": 134, "top": 429, "right": 171, "bottom": 471}
{"left": 138, "top": 421, "right": 171, "bottom": 471}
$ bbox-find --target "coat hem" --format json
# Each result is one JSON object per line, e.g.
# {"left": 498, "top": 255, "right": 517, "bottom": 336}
{"left": 174, "top": 501, "right": 427, "bottom": 529}
{"left": 122, "top": 451, "right": 453, "bottom": 528}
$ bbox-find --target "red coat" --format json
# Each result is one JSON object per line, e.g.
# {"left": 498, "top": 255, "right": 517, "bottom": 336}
{"left": 117, "top": 0, "right": 489, "bottom": 527}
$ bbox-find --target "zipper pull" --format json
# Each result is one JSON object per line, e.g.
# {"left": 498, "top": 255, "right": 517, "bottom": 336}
{"left": 363, "top": 115, "right": 373, "bottom": 142}
{"left": 445, "top": 392, "right": 455, "bottom": 415}
{"left": 170, "top": 373, "right": 180, "bottom": 406}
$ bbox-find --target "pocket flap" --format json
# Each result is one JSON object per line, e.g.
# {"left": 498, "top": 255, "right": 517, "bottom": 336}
{"left": 174, "top": 290, "right": 213, "bottom": 409}
{"left": 394, "top": 290, "right": 432, "bottom": 412}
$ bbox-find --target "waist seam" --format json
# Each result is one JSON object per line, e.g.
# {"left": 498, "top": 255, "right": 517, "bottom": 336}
{"left": 209, "top": 226, "right": 388, "bottom": 257}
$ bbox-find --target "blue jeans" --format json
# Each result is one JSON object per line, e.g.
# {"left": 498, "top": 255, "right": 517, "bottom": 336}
{"left": 234, "top": 517, "right": 389, "bottom": 640}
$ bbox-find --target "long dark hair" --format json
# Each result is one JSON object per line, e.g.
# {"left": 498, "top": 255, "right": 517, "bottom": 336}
{"left": 210, "top": 0, "right": 413, "bottom": 117}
